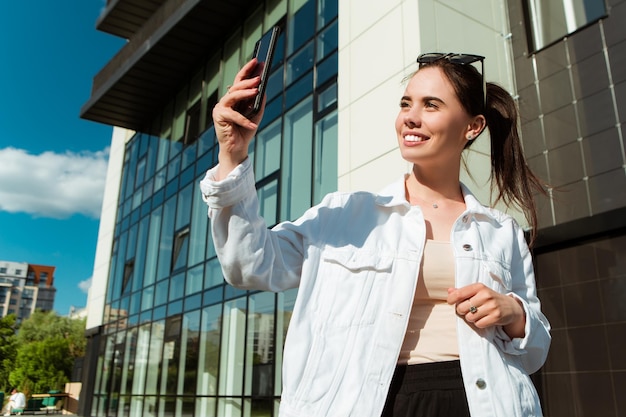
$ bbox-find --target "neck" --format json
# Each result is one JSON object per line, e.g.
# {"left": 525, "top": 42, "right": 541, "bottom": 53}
{"left": 405, "top": 164, "right": 463, "bottom": 205}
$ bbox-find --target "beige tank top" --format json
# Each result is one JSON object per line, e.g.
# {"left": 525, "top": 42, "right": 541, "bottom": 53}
{"left": 397, "top": 239, "right": 459, "bottom": 365}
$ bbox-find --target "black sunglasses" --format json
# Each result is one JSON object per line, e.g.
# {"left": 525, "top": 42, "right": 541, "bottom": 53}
{"left": 416, "top": 52, "right": 486, "bottom": 108}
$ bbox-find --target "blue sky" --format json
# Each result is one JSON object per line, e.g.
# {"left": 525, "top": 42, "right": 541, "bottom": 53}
{"left": 0, "top": 1, "right": 126, "bottom": 315}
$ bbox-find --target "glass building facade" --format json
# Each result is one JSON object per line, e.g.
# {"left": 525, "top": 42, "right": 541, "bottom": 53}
{"left": 88, "top": 1, "right": 338, "bottom": 416}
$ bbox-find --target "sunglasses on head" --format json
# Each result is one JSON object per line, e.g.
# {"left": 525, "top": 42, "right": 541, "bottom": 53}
{"left": 416, "top": 52, "right": 486, "bottom": 108}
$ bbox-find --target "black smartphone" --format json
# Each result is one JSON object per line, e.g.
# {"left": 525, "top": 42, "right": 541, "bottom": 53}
{"left": 236, "top": 26, "right": 281, "bottom": 118}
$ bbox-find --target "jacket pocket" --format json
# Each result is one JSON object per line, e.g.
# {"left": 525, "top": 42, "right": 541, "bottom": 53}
{"left": 313, "top": 248, "right": 393, "bottom": 328}
{"left": 503, "top": 355, "right": 543, "bottom": 416}
{"left": 481, "top": 259, "right": 512, "bottom": 292}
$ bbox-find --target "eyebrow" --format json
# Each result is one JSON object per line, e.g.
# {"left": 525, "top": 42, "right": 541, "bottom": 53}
{"left": 400, "top": 95, "right": 446, "bottom": 104}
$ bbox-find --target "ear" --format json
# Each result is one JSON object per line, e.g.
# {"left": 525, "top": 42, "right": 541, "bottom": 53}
{"left": 466, "top": 115, "right": 486, "bottom": 140}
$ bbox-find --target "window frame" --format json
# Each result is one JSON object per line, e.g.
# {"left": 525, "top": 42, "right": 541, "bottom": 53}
{"left": 522, "top": 0, "right": 608, "bottom": 53}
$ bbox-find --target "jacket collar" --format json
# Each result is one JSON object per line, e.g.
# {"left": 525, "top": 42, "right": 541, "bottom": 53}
{"left": 374, "top": 175, "right": 498, "bottom": 222}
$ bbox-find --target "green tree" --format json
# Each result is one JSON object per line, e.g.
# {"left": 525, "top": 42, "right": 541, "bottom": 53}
{"left": 0, "top": 314, "right": 18, "bottom": 393}
{"left": 10, "top": 337, "right": 73, "bottom": 394}
{"left": 9, "top": 311, "right": 86, "bottom": 395}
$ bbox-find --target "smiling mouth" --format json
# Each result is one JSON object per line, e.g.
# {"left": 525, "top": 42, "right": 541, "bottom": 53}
{"left": 404, "top": 134, "right": 428, "bottom": 143}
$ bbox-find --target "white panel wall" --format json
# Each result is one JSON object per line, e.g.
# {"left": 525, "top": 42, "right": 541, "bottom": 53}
{"left": 338, "top": 0, "right": 525, "bottom": 224}
{"left": 86, "top": 127, "right": 134, "bottom": 330}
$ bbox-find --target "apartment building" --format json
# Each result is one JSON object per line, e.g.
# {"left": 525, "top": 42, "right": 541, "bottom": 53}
{"left": 0, "top": 261, "right": 56, "bottom": 322}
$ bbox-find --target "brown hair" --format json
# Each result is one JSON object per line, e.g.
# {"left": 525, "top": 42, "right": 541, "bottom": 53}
{"left": 417, "top": 58, "right": 547, "bottom": 246}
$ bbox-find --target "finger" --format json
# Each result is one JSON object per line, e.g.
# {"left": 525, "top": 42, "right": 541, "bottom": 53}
{"left": 222, "top": 77, "right": 261, "bottom": 98}
{"left": 455, "top": 298, "right": 476, "bottom": 316}
{"left": 447, "top": 283, "right": 483, "bottom": 305}
{"left": 215, "top": 106, "right": 258, "bottom": 131}
{"left": 461, "top": 299, "right": 486, "bottom": 324}
{"left": 221, "top": 87, "right": 259, "bottom": 109}
{"left": 467, "top": 299, "right": 479, "bottom": 315}
{"left": 233, "top": 58, "right": 259, "bottom": 84}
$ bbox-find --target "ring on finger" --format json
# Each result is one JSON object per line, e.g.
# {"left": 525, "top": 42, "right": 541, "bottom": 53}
{"left": 469, "top": 305, "right": 478, "bottom": 314}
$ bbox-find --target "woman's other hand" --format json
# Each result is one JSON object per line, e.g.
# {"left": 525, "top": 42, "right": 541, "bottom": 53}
{"left": 213, "top": 58, "right": 266, "bottom": 180}
{"left": 447, "top": 283, "right": 526, "bottom": 339}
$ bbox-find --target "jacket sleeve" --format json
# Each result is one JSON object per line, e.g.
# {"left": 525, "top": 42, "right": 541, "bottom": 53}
{"left": 492, "top": 223, "right": 551, "bottom": 374}
{"left": 200, "top": 159, "right": 311, "bottom": 292}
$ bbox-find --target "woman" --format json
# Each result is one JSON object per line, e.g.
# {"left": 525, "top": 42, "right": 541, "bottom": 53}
{"left": 2, "top": 388, "right": 26, "bottom": 416}
{"left": 201, "top": 53, "right": 551, "bottom": 417}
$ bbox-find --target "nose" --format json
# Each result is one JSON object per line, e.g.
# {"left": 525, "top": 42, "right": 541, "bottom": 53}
{"left": 404, "top": 108, "right": 420, "bottom": 128}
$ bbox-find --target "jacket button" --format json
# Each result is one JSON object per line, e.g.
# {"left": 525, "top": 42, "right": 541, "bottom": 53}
{"left": 462, "top": 244, "right": 472, "bottom": 251}
{"left": 476, "top": 378, "right": 487, "bottom": 389}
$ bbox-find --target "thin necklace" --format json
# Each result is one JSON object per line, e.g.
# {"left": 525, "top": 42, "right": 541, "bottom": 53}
{"left": 408, "top": 194, "right": 440, "bottom": 208}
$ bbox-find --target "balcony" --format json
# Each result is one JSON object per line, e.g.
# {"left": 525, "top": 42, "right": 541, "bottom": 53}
{"left": 80, "top": 0, "right": 257, "bottom": 132}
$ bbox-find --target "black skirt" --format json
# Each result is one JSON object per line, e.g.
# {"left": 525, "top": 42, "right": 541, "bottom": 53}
{"left": 381, "top": 360, "right": 471, "bottom": 417}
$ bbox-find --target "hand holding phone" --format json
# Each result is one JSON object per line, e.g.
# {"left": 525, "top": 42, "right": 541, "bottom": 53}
{"left": 235, "top": 26, "right": 280, "bottom": 117}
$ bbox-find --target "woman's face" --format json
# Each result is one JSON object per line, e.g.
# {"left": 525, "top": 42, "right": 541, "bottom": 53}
{"left": 395, "top": 66, "right": 475, "bottom": 169}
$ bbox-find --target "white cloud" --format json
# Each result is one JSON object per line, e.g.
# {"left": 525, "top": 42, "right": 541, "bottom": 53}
{"left": 79, "top": 277, "right": 92, "bottom": 294}
{"left": 0, "top": 147, "right": 109, "bottom": 219}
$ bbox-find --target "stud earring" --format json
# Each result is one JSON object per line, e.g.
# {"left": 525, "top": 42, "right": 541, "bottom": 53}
{"left": 466, "top": 134, "right": 474, "bottom": 140}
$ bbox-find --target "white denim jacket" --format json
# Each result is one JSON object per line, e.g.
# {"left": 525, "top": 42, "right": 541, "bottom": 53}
{"left": 200, "top": 158, "right": 551, "bottom": 417}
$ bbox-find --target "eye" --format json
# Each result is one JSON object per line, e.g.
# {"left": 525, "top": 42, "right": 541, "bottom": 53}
{"left": 425, "top": 100, "right": 439, "bottom": 109}
{"left": 399, "top": 100, "right": 410, "bottom": 108}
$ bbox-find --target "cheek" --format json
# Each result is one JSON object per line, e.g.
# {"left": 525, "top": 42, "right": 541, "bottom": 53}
{"left": 395, "top": 113, "right": 404, "bottom": 133}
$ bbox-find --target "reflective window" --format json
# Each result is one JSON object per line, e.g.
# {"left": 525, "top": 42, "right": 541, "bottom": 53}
{"left": 255, "top": 119, "right": 282, "bottom": 178}
{"left": 316, "top": 20, "right": 337, "bottom": 61}
{"left": 286, "top": 40, "right": 314, "bottom": 84}
{"left": 186, "top": 264, "right": 204, "bottom": 296}
{"left": 245, "top": 292, "right": 276, "bottom": 398}
{"left": 197, "top": 304, "right": 222, "bottom": 401}
{"left": 172, "top": 227, "right": 190, "bottom": 272}
{"left": 141, "top": 285, "right": 154, "bottom": 311}
{"left": 133, "top": 215, "right": 149, "bottom": 292}
{"left": 130, "top": 324, "right": 151, "bottom": 415}
{"left": 525, "top": 0, "right": 607, "bottom": 51}
{"left": 318, "top": 0, "right": 338, "bottom": 29}
{"left": 144, "top": 206, "right": 162, "bottom": 287}
{"left": 314, "top": 109, "right": 338, "bottom": 204}
{"left": 180, "top": 310, "right": 201, "bottom": 395}
{"left": 218, "top": 398, "right": 242, "bottom": 417}
{"left": 130, "top": 290, "right": 141, "bottom": 316}
{"left": 135, "top": 157, "right": 147, "bottom": 189}
{"left": 288, "top": 0, "right": 315, "bottom": 54}
{"left": 187, "top": 181, "right": 208, "bottom": 268}
{"left": 169, "top": 272, "right": 186, "bottom": 302}
{"left": 162, "top": 315, "right": 182, "bottom": 400}
{"left": 155, "top": 280, "right": 169, "bottom": 307}
{"left": 205, "top": 258, "right": 224, "bottom": 288}
{"left": 145, "top": 319, "right": 165, "bottom": 412}
{"left": 118, "top": 327, "right": 137, "bottom": 411}
{"left": 219, "top": 298, "right": 247, "bottom": 396}
{"left": 198, "top": 126, "right": 216, "bottom": 158}
{"left": 316, "top": 51, "right": 338, "bottom": 87}
{"left": 318, "top": 82, "right": 337, "bottom": 112}
{"left": 167, "top": 154, "right": 181, "bottom": 183}
{"left": 265, "top": 69, "right": 285, "bottom": 106}
{"left": 258, "top": 178, "right": 279, "bottom": 227}
{"left": 156, "top": 196, "right": 176, "bottom": 280}
{"left": 281, "top": 97, "right": 313, "bottom": 220}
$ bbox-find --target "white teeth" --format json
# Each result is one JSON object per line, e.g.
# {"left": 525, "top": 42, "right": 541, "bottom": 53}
{"left": 405, "top": 134, "right": 424, "bottom": 142}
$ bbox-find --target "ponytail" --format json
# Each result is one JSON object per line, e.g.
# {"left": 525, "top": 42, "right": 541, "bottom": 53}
{"left": 485, "top": 83, "right": 547, "bottom": 246}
